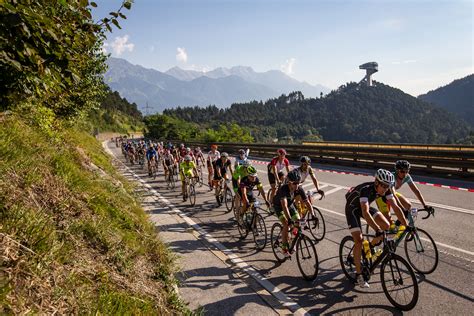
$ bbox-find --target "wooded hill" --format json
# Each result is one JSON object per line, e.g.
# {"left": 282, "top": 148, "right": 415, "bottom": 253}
{"left": 163, "top": 82, "right": 471, "bottom": 144}
{"left": 418, "top": 74, "right": 474, "bottom": 126}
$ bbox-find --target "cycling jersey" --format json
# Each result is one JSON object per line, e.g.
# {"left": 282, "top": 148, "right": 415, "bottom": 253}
{"left": 163, "top": 153, "right": 174, "bottom": 166}
{"left": 146, "top": 148, "right": 157, "bottom": 161}
{"left": 179, "top": 148, "right": 187, "bottom": 158}
{"left": 294, "top": 166, "right": 314, "bottom": 183}
{"left": 268, "top": 157, "right": 290, "bottom": 174}
{"left": 238, "top": 176, "right": 262, "bottom": 202}
{"left": 345, "top": 182, "right": 393, "bottom": 232}
{"left": 272, "top": 184, "right": 307, "bottom": 210}
{"left": 393, "top": 171, "right": 413, "bottom": 189}
{"left": 215, "top": 158, "right": 231, "bottom": 175}
{"left": 207, "top": 150, "right": 220, "bottom": 162}
{"left": 179, "top": 161, "right": 196, "bottom": 176}
{"left": 232, "top": 165, "right": 248, "bottom": 192}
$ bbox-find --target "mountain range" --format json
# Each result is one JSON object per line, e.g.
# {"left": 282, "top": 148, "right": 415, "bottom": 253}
{"left": 104, "top": 57, "right": 329, "bottom": 113}
{"left": 418, "top": 74, "right": 473, "bottom": 126}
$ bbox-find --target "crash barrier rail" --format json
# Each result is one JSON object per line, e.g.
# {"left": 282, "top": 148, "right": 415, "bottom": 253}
{"left": 176, "top": 141, "right": 474, "bottom": 179}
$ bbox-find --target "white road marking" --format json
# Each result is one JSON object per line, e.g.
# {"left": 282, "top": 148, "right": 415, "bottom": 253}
{"left": 323, "top": 186, "right": 344, "bottom": 196}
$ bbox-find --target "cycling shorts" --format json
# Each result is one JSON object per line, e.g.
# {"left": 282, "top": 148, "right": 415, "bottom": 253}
{"left": 345, "top": 205, "right": 380, "bottom": 233}
{"left": 274, "top": 204, "right": 300, "bottom": 223}
{"left": 268, "top": 172, "right": 276, "bottom": 185}
{"left": 232, "top": 178, "right": 239, "bottom": 193}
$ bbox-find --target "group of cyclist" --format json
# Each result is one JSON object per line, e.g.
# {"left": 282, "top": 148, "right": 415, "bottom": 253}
{"left": 118, "top": 138, "right": 433, "bottom": 291}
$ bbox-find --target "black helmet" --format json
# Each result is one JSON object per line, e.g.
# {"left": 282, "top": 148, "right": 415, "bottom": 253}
{"left": 287, "top": 170, "right": 301, "bottom": 183}
{"left": 300, "top": 156, "right": 311, "bottom": 164}
{"left": 395, "top": 160, "right": 410, "bottom": 170}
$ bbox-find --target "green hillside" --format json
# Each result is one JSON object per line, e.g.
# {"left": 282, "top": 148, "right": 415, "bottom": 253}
{"left": 163, "top": 82, "right": 471, "bottom": 144}
{"left": 418, "top": 74, "right": 474, "bottom": 126}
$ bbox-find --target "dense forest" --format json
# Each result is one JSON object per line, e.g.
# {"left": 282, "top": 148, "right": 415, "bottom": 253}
{"left": 163, "top": 82, "right": 471, "bottom": 144}
{"left": 418, "top": 74, "right": 473, "bottom": 126}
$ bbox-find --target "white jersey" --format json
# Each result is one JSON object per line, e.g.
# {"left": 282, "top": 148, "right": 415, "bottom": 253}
{"left": 207, "top": 150, "right": 220, "bottom": 162}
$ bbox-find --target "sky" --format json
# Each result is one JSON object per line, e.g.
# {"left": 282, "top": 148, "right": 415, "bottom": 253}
{"left": 92, "top": 0, "right": 473, "bottom": 96}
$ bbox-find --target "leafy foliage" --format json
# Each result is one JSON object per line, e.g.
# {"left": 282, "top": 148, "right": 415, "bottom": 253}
{"left": 163, "top": 84, "right": 471, "bottom": 144}
{"left": 144, "top": 114, "right": 254, "bottom": 143}
{"left": 0, "top": 0, "right": 132, "bottom": 122}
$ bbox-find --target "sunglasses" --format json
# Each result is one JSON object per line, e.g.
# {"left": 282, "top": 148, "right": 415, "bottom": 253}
{"left": 398, "top": 169, "right": 409, "bottom": 174}
{"left": 378, "top": 183, "right": 390, "bottom": 189}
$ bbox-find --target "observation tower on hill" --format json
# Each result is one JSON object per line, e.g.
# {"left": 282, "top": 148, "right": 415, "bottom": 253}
{"left": 359, "top": 62, "right": 378, "bottom": 86}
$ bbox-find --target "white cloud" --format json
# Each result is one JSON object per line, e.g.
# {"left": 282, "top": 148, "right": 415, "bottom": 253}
{"left": 108, "top": 35, "right": 134, "bottom": 56}
{"left": 176, "top": 47, "right": 188, "bottom": 63}
{"left": 281, "top": 58, "right": 296, "bottom": 75}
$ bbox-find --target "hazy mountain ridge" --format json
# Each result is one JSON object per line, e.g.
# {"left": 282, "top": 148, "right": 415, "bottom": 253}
{"left": 418, "top": 74, "right": 473, "bottom": 125}
{"left": 105, "top": 57, "right": 329, "bottom": 112}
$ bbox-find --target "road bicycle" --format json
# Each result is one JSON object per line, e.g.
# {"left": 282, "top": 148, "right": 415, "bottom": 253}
{"left": 195, "top": 164, "right": 204, "bottom": 187}
{"left": 182, "top": 175, "right": 198, "bottom": 206}
{"left": 297, "top": 190, "right": 326, "bottom": 242}
{"left": 215, "top": 178, "right": 233, "bottom": 211}
{"left": 270, "top": 219, "right": 319, "bottom": 280}
{"left": 366, "top": 207, "right": 438, "bottom": 274}
{"left": 339, "top": 230, "right": 419, "bottom": 311}
{"left": 149, "top": 159, "right": 157, "bottom": 179}
{"left": 235, "top": 200, "right": 268, "bottom": 250}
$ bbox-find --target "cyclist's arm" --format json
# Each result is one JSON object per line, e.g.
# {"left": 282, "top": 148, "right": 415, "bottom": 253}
{"left": 387, "top": 196, "right": 408, "bottom": 226}
{"left": 271, "top": 165, "right": 279, "bottom": 183}
{"left": 408, "top": 182, "right": 428, "bottom": 208}
{"left": 257, "top": 185, "right": 269, "bottom": 204}
{"left": 280, "top": 198, "right": 291, "bottom": 221}
{"left": 361, "top": 201, "right": 380, "bottom": 232}
{"left": 309, "top": 168, "right": 321, "bottom": 192}
{"left": 241, "top": 187, "right": 249, "bottom": 205}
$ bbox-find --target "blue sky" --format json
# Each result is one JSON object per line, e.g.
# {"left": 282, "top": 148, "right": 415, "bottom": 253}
{"left": 93, "top": 0, "right": 473, "bottom": 96}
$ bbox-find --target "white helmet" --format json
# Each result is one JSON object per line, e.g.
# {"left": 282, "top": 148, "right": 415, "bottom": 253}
{"left": 375, "top": 169, "right": 394, "bottom": 186}
{"left": 184, "top": 155, "right": 192, "bottom": 161}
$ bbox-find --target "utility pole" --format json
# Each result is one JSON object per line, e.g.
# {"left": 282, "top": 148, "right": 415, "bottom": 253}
{"left": 144, "top": 102, "right": 152, "bottom": 116}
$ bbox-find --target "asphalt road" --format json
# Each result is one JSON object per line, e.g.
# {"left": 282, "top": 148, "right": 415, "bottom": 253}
{"left": 110, "top": 143, "right": 474, "bottom": 315}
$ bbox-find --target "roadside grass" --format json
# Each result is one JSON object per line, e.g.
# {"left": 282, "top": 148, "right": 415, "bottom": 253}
{"left": 0, "top": 112, "right": 190, "bottom": 314}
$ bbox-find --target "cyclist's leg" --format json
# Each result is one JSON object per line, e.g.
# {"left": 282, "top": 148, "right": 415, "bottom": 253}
{"left": 366, "top": 207, "right": 390, "bottom": 246}
{"left": 345, "top": 206, "right": 364, "bottom": 274}
{"left": 395, "top": 192, "right": 412, "bottom": 211}
{"left": 180, "top": 172, "right": 186, "bottom": 198}
{"left": 268, "top": 172, "right": 276, "bottom": 204}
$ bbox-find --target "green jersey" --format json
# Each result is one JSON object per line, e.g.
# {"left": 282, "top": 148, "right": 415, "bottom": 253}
{"left": 232, "top": 165, "right": 248, "bottom": 180}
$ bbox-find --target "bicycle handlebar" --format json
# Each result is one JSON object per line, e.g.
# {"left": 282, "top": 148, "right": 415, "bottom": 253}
{"left": 418, "top": 207, "right": 435, "bottom": 220}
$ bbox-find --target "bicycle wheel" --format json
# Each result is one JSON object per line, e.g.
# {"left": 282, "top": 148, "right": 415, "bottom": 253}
{"left": 197, "top": 167, "right": 204, "bottom": 187}
{"left": 404, "top": 228, "right": 438, "bottom": 274}
{"left": 169, "top": 174, "right": 175, "bottom": 189}
{"left": 224, "top": 187, "right": 234, "bottom": 212}
{"left": 296, "top": 235, "right": 319, "bottom": 281}
{"left": 252, "top": 214, "right": 267, "bottom": 251}
{"left": 236, "top": 207, "right": 248, "bottom": 239}
{"left": 380, "top": 254, "right": 419, "bottom": 311}
{"left": 339, "top": 235, "right": 358, "bottom": 282}
{"left": 307, "top": 206, "right": 326, "bottom": 242}
{"left": 270, "top": 223, "right": 287, "bottom": 263}
{"left": 189, "top": 184, "right": 196, "bottom": 206}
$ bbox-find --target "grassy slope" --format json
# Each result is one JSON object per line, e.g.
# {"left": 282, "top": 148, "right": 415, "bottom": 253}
{"left": 0, "top": 112, "right": 189, "bottom": 314}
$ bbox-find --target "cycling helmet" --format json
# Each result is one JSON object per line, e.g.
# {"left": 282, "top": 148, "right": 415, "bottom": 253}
{"left": 395, "top": 160, "right": 410, "bottom": 170}
{"left": 247, "top": 166, "right": 257, "bottom": 176}
{"left": 211, "top": 144, "right": 218, "bottom": 149}
{"left": 184, "top": 155, "right": 192, "bottom": 161}
{"left": 375, "top": 169, "right": 394, "bottom": 186}
{"left": 186, "top": 147, "right": 191, "bottom": 152}
{"left": 238, "top": 149, "right": 245, "bottom": 155}
{"left": 277, "top": 148, "right": 287, "bottom": 155}
{"left": 300, "top": 156, "right": 311, "bottom": 164}
{"left": 242, "top": 160, "right": 251, "bottom": 167}
{"left": 287, "top": 170, "right": 301, "bottom": 183}
{"left": 221, "top": 152, "right": 229, "bottom": 158}
{"left": 180, "top": 143, "right": 184, "bottom": 148}
{"left": 196, "top": 146, "right": 201, "bottom": 151}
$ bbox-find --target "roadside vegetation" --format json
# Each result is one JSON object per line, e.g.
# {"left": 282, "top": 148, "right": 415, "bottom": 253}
{"left": 1, "top": 0, "right": 190, "bottom": 314}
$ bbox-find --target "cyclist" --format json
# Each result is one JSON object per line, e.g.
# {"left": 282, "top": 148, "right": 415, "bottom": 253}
{"left": 214, "top": 152, "right": 233, "bottom": 203}
{"left": 207, "top": 144, "right": 220, "bottom": 190}
{"left": 162, "top": 148, "right": 176, "bottom": 181}
{"left": 232, "top": 160, "right": 252, "bottom": 209}
{"left": 294, "top": 156, "right": 325, "bottom": 199}
{"left": 146, "top": 145, "right": 158, "bottom": 176}
{"left": 179, "top": 155, "right": 198, "bottom": 201}
{"left": 345, "top": 169, "right": 408, "bottom": 288}
{"left": 273, "top": 170, "right": 313, "bottom": 257}
{"left": 376, "top": 160, "right": 433, "bottom": 222}
{"left": 234, "top": 148, "right": 250, "bottom": 169}
{"left": 238, "top": 166, "right": 270, "bottom": 222}
{"left": 267, "top": 148, "right": 291, "bottom": 204}
{"left": 193, "top": 146, "right": 206, "bottom": 168}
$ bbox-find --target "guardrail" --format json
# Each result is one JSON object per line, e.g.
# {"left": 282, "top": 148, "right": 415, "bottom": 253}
{"left": 176, "top": 141, "right": 474, "bottom": 179}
